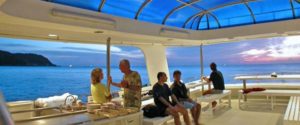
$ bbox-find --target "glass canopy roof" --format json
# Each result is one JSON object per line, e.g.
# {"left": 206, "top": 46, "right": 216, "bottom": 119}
{"left": 48, "top": 0, "right": 300, "bottom": 30}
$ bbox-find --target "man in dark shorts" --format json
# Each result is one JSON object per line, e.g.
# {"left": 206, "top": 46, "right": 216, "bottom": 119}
{"left": 202, "top": 62, "right": 225, "bottom": 107}
{"left": 171, "top": 70, "right": 201, "bottom": 125}
{"left": 153, "top": 72, "right": 191, "bottom": 125}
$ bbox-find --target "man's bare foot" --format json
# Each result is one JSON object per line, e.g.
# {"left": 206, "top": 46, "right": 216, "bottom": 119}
{"left": 212, "top": 101, "right": 217, "bottom": 108}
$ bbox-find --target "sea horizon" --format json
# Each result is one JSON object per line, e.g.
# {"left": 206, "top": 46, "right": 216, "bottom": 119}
{"left": 1, "top": 63, "right": 300, "bottom": 102}
{"left": 6, "top": 61, "right": 299, "bottom": 68}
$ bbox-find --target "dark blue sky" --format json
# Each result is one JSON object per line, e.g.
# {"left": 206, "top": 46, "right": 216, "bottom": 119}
{"left": 0, "top": 36, "right": 300, "bottom": 67}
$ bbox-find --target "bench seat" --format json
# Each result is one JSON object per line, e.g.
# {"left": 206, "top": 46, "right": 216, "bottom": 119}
{"left": 238, "top": 90, "right": 300, "bottom": 110}
{"left": 143, "top": 116, "right": 173, "bottom": 125}
{"left": 284, "top": 96, "right": 300, "bottom": 125}
{"left": 197, "top": 90, "right": 231, "bottom": 115}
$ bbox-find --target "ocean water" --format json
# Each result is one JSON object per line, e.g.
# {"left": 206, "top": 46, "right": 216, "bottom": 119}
{"left": 1, "top": 63, "right": 300, "bottom": 102}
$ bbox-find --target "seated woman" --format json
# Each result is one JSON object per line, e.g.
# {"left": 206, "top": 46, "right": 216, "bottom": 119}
{"left": 90, "top": 68, "right": 111, "bottom": 103}
{"left": 153, "top": 72, "right": 191, "bottom": 125}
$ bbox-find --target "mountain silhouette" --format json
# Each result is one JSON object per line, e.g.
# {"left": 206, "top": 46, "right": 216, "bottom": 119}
{"left": 0, "top": 50, "right": 56, "bottom": 66}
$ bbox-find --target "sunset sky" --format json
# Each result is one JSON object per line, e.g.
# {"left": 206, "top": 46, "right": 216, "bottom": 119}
{"left": 0, "top": 35, "right": 300, "bottom": 66}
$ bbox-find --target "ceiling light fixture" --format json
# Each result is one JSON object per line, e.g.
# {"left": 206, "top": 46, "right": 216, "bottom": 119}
{"left": 94, "top": 31, "right": 104, "bottom": 34}
{"left": 48, "top": 34, "right": 58, "bottom": 37}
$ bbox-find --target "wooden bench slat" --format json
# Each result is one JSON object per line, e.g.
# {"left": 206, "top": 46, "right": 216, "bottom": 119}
{"left": 284, "top": 96, "right": 294, "bottom": 120}
{"left": 284, "top": 96, "right": 300, "bottom": 124}
{"left": 295, "top": 96, "right": 300, "bottom": 121}
{"left": 289, "top": 96, "right": 296, "bottom": 121}
{"left": 299, "top": 100, "right": 300, "bottom": 124}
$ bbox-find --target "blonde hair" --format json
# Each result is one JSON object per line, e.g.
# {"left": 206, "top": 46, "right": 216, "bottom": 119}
{"left": 91, "top": 68, "right": 102, "bottom": 84}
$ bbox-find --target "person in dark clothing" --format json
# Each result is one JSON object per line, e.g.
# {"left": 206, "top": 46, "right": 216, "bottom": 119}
{"left": 171, "top": 70, "right": 202, "bottom": 125}
{"left": 202, "top": 62, "right": 225, "bottom": 107}
{"left": 202, "top": 62, "right": 225, "bottom": 91}
{"left": 152, "top": 72, "right": 191, "bottom": 125}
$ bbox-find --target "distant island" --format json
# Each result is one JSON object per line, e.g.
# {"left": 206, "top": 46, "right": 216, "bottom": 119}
{"left": 0, "top": 50, "right": 56, "bottom": 66}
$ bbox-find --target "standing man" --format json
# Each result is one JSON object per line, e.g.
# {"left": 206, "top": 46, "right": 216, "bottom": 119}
{"left": 109, "top": 59, "right": 142, "bottom": 109}
{"left": 202, "top": 62, "right": 225, "bottom": 107}
{"left": 171, "top": 70, "right": 201, "bottom": 125}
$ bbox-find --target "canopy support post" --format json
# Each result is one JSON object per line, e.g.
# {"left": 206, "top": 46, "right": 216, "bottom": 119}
{"left": 106, "top": 37, "right": 111, "bottom": 93}
{"left": 200, "top": 43, "right": 204, "bottom": 81}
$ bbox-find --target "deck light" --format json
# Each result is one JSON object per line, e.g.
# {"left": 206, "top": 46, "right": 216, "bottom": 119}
{"left": 48, "top": 34, "right": 59, "bottom": 40}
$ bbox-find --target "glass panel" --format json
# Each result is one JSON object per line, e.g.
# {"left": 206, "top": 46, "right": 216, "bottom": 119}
{"left": 296, "top": 8, "right": 300, "bottom": 17}
{"left": 165, "top": 7, "right": 200, "bottom": 27}
{"left": 211, "top": 4, "right": 252, "bottom": 27}
{"left": 192, "top": 0, "right": 240, "bottom": 10}
{"left": 193, "top": 16, "right": 203, "bottom": 30}
{"left": 185, "top": 16, "right": 198, "bottom": 30}
{"left": 185, "top": 16, "right": 197, "bottom": 30}
{"left": 0, "top": 37, "right": 150, "bottom": 102}
{"left": 139, "top": 0, "right": 181, "bottom": 24}
{"left": 248, "top": 0, "right": 293, "bottom": 22}
{"left": 227, "top": 16, "right": 253, "bottom": 27}
{"left": 167, "top": 36, "right": 300, "bottom": 84}
{"left": 50, "top": 0, "right": 298, "bottom": 30}
{"left": 102, "top": 0, "right": 144, "bottom": 19}
{"left": 51, "top": 0, "right": 102, "bottom": 11}
{"left": 208, "top": 14, "right": 219, "bottom": 29}
{"left": 293, "top": 0, "right": 300, "bottom": 17}
{"left": 198, "top": 15, "right": 208, "bottom": 30}
{"left": 166, "top": 46, "right": 200, "bottom": 83}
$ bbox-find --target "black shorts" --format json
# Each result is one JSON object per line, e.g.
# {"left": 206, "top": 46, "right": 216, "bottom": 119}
{"left": 156, "top": 103, "right": 176, "bottom": 116}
